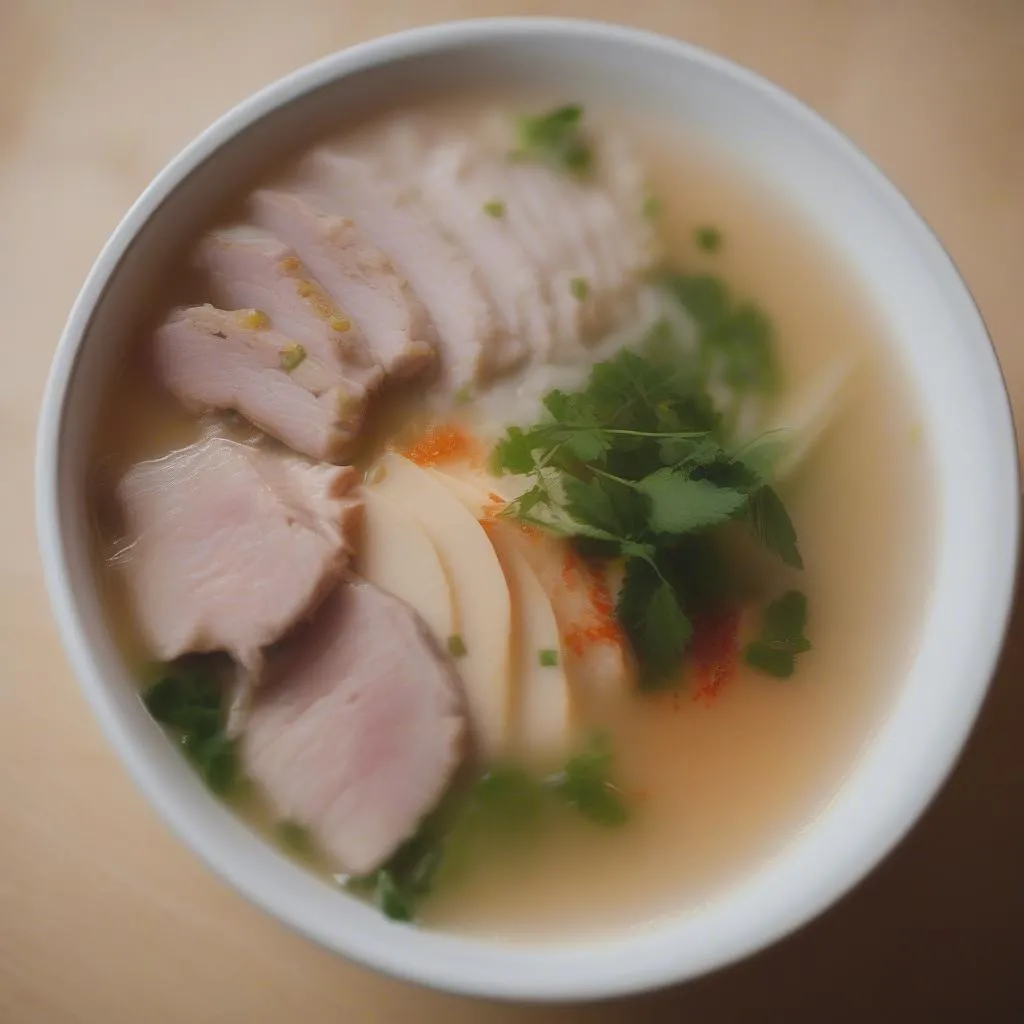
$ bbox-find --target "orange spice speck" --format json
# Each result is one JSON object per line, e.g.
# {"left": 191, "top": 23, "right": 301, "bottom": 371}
{"left": 401, "top": 422, "right": 482, "bottom": 468}
{"left": 561, "top": 549, "right": 579, "bottom": 588}
{"left": 559, "top": 552, "right": 623, "bottom": 656}
{"left": 690, "top": 607, "right": 740, "bottom": 707}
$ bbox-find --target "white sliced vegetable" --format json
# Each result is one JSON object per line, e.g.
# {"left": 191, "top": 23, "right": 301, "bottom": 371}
{"left": 355, "top": 488, "right": 454, "bottom": 646}
{"left": 500, "top": 541, "right": 573, "bottom": 766}
{"left": 427, "top": 469, "right": 573, "bottom": 765}
{"left": 761, "top": 355, "right": 858, "bottom": 481}
{"left": 372, "top": 453, "right": 513, "bottom": 757}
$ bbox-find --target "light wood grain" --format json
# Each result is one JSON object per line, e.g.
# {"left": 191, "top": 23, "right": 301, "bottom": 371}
{"left": 1, "top": 1, "right": 1022, "bottom": 1021}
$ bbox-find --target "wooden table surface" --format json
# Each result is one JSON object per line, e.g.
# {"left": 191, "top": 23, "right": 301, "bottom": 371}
{"left": 2, "top": 2, "right": 1022, "bottom": 1020}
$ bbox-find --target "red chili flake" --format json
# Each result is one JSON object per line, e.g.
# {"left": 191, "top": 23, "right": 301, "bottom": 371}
{"left": 690, "top": 607, "right": 740, "bottom": 707}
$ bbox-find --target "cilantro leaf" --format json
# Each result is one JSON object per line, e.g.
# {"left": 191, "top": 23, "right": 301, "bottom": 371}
{"left": 695, "top": 226, "right": 723, "bottom": 252}
{"left": 547, "top": 736, "right": 628, "bottom": 825}
{"left": 635, "top": 470, "right": 747, "bottom": 534}
{"left": 744, "top": 590, "right": 811, "bottom": 678}
{"left": 664, "top": 273, "right": 731, "bottom": 329}
{"left": 374, "top": 870, "right": 415, "bottom": 921}
{"left": 661, "top": 272, "right": 779, "bottom": 400}
{"left": 185, "top": 732, "right": 238, "bottom": 795}
{"left": 490, "top": 424, "right": 555, "bottom": 474}
{"left": 564, "top": 428, "right": 608, "bottom": 462}
{"left": 143, "top": 659, "right": 241, "bottom": 796}
{"left": 617, "top": 558, "right": 692, "bottom": 688}
{"left": 747, "top": 485, "right": 803, "bottom": 569}
{"left": 734, "top": 433, "right": 789, "bottom": 484}
{"left": 563, "top": 477, "right": 623, "bottom": 534}
{"left": 514, "top": 105, "right": 592, "bottom": 177}
{"left": 711, "top": 303, "right": 777, "bottom": 393}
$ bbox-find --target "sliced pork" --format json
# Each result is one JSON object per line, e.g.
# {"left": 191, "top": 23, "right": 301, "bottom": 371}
{"left": 117, "top": 438, "right": 361, "bottom": 673}
{"left": 249, "top": 189, "right": 436, "bottom": 378}
{"left": 415, "top": 141, "right": 558, "bottom": 359}
{"left": 242, "top": 580, "right": 465, "bottom": 875}
{"left": 196, "top": 226, "right": 383, "bottom": 393}
{"left": 294, "top": 151, "right": 527, "bottom": 388}
{"left": 154, "top": 304, "right": 366, "bottom": 462}
{"left": 365, "top": 114, "right": 655, "bottom": 362}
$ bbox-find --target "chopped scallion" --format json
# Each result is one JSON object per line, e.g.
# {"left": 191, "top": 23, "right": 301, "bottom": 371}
{"left": 280, "top": 343, "right": 306, "bottom": 372}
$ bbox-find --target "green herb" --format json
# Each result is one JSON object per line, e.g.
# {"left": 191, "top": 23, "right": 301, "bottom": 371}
{"left": 490, "top": 340, "right": 802, "bottom": 685}
{"left": 538, "top": 648, "right": 559, "bottom": 667}
{"left": 616, "top": 558, "right": 692, "bottom": 687}
{"left": 347, "top": 867, "right": 416, "bottom": 922}
{"left": 695, "top": 225, "right": 722, "bottom": 252}
{"left": 279, "top": 342, "right": 306, "bottom": 372}
{"left": 635, "top": 471, "right": 747, "bottom": 534}
{"left": 447, "top": 634, "right": 467, "bottom": 658}
{"left": 661, "top": 272, "right": 778, "bottom": 399}
{"left": 747, "top": 485, "right": 803, "bottom": 569}
{"left": 513, "top": 104, "right": 592, "bottom": 177}
{"left": 454, "top": 383, "right": 474, "bottom": 405}
{"left": 570, "top": 277, "right": 589, "bottom": 301}
{"left": 642, "top": 195, "right": 662, "bottom": 219}
{"left": 373, "top": 870, "right": 414, "bottom": 921}
{"left": 275, "top": 820, "right": 314, "bottom": 856}
{"left": 744, "top": 590, "right": 811, "bottom": 678}
{"left": 143, "top": 660, "right": 239, "bottom": 795}
{"left": 546, "top": 735, "right": 629, "bottom": 826}
{"left": 482, "top": 199, "right": 506, "bottom": 218}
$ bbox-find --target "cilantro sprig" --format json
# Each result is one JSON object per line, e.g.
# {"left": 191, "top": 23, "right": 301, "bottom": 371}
{"left": 513, "top": 104, "right": 593, "bottom": 178}
{"left": 492, "top": 339, "right": 803, "bottom": 688}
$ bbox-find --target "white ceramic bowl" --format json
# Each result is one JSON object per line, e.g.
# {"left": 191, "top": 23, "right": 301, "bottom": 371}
{"left": 36, "top": 17, "right": 1019, "bottom": 1002}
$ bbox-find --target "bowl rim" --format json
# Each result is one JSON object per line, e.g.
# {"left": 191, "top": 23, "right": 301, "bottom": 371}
{"left": 35, "top": 15, "right": 1020, "bottom": 1002}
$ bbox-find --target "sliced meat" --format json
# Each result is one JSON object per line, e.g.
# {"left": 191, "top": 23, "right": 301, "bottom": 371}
{"left": 116, "top": 438, "right": 361, "bottom": 673}
{"left": 249, "top": 189, "right": 435, "bottom": 378}
{"left": 242, "top": 580, "right": 465, "bottom": 875}
{"left": 449, "top": 113, "right": 655, "bottom": 359}
{"left": 196, "top": 226, "right": 383, "bottom": 393}
{"left": 293, "top": 151, "right": 527, "bottom": 387}
{"left": 154, "top": 304, "right": 366, "bottom": 462}
{"left": 415, "top": 140, "right": 557, "bottom": 360}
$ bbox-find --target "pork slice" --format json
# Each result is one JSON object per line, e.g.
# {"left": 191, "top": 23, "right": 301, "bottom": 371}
{"left": 117, "top": 438, "right": 361, "bottom": 674}
{"left": 295, "top": 151, "right": 527, "bottom": 387}
{"left": 154, "top": 304, "right": 366, "bottom": 462}
{"left": 464, "top": 108, "right": 655, "bottom": 359}
{"left": 242, "top": 579, "right": 465, "bottom": 875}
{"left": 196, "top": 226, "right": 383, "bottom": 392}
{"left": 415, "top": 141, "right": 557, "bottom": 360}
{"left": 249, "top": 189, "right": 436, "bottom": 379}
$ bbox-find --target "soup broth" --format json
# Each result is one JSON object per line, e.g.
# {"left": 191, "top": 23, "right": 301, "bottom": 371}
{"left": 90, "top": 96, "right": 932, "bottom": 939}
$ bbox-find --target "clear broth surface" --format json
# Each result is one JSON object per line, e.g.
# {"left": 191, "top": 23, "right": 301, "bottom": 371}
{"left": 89, "top": 98, "right": 933, "bottom": 940}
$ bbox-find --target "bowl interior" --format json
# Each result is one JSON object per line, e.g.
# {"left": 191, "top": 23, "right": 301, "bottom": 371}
{"left": 38, "top": 19, "right": 1019, "bottom": 1001}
